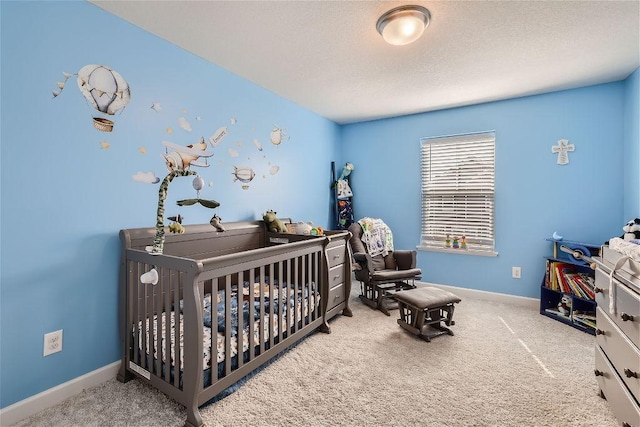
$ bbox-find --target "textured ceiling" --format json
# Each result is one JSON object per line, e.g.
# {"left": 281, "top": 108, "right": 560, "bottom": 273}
{"left": 90, "top": 1, "right": 640, "bottom": 125}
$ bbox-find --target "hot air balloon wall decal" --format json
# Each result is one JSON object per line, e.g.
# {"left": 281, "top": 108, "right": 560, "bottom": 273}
{"left": 232, "top": 166, "right": 256, "bottom": 190}
{"left": 270, "top": 125, "right": 289, "bottom": 146}
{"left": 52, "top": 64, "right": 131, "bottom": 132}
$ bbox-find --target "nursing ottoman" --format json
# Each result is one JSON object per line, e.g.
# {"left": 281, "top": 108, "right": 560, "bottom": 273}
{"left": 394, "top": 287, "right": 461, "bottom": 342}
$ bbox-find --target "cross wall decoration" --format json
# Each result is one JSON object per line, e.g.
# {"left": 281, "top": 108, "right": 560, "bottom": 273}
{"left": 551, "top": 139, "right": 575, "bottom": 165}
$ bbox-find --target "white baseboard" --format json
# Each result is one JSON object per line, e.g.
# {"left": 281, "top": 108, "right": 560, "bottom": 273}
{"left": 0, "top": 361, "right": 120, "bottom": 426}
{"left": 418, "top": 281, "right": 539, "bottom": 310}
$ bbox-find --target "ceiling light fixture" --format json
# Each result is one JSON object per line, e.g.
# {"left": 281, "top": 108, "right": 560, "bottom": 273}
{"left": 376, "top": 5, "right": 431, "bottom": 46}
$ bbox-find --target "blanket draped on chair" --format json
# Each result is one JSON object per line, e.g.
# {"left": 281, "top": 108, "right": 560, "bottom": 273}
{"left": 358, "top": 217, "right": 394, "bottom": 257}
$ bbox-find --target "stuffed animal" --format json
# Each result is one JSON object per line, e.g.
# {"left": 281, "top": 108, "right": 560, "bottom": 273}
{"left": 263, "top": 210, "right": 288, "bottom": 233}
{"left": 168, "top": 221, "right": 185, "bottom": 234}
{"left": 557, "top": 294, "right": 572, "bottom": 316}
{"left": 168, "top": 215, "right": 185, "bottom": 234}
{"left": 621, "top": 218, "right": 640, "bottom": 241}
{"left": 294, "top": 221, "right": 313, "bottom": 235}
{"left": 338, "top": 162, "right": 354, "bottom": 181}
{"left": 209, "top": 214, "right": 225, "bottom": 232}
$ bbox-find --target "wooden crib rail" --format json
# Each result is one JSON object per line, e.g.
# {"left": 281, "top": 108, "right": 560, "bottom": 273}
{"left": 120, "top": 221, "right": 265, "bottom": 260}
{"left": 198, "top": 236, "right": 327, "bottom": 277}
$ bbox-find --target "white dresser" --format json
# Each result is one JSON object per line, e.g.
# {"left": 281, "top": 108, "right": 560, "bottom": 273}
{"left": 594, "top": 246, "right": 640, "bottom": 427}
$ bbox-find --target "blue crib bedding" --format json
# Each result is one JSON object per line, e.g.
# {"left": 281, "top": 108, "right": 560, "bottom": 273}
{"left": 138, "top": 278, "right": 320, "bottom": 383}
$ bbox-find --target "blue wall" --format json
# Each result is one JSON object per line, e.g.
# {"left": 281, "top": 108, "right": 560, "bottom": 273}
{"left": 0, "top": 2, "right": 340, "bottom": 408}
{"left": 623, "top": 68, "right": 640, "bottom": 219}
{"left": 1, "top": 0, "right": 638, "bottom": 412}
{"left": 342, "top": 83, "right": 629, "bottom": 298}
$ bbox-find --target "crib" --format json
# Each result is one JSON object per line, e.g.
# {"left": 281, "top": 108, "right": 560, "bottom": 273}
{"left": 117, "top": 220, "right": 352, "bottom": 426}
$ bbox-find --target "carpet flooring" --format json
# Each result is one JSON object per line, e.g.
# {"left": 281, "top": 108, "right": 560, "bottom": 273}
{"left": 12, "top": 284, "right": 617, "bottom": 426}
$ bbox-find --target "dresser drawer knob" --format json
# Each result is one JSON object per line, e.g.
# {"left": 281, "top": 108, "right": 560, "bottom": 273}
{"left": 594, "top": 287, "right": 603, "bottom": 294}
{"left": 595, "top": 329, "right": 605, "bottom": 335}
{"left": 594, "top": 369, "right": 604, "bottom": 377}
{"left": 624, "top": 368, "right": 638, "bottom": 378}
{"left": 620, "top": 312, "right": 635, "bottom": 322}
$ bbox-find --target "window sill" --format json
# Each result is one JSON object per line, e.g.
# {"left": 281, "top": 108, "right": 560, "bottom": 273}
{"left": 417, "top": 245, "right": 498, "bottom": 257}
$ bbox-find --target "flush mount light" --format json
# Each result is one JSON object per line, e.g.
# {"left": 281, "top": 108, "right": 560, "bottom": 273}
{"left": 376, "top": 5, "right": 431, "bottom": 46}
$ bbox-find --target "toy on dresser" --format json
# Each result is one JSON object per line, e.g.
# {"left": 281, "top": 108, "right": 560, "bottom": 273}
{"left": 621, "top": 218, "right": 640, "bottom": 242}
{"left": 262, "top": 210, "right": 288, "bottom": 233}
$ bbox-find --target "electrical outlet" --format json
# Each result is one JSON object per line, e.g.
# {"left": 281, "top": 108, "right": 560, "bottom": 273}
{"left": 512, "top": 266, "right": 522, "bottom": 279}
{"left": 44, "top": 330, "right": 63, "bottom": 356}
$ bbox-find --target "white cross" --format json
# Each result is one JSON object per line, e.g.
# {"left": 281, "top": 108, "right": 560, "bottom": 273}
{"left": 551, "top": 139, "right": 575, "bottom": 165}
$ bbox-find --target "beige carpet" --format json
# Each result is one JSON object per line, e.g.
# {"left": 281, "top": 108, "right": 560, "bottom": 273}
{"left": 13, "top": 284, "right": 617, "bottom": 427}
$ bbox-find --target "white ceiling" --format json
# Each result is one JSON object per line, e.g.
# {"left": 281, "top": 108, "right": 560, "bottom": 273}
{"left": 91, "top": 0, "right": 639, "bottom": 125}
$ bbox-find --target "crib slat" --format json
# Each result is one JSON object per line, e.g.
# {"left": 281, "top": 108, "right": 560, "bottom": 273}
{"left": 309, "top": 253, "right": 313, "bottom": 322}
{"left": 164, "top": 267, "right": 171, "bottom": 383}
{"left": 286, "top": 258, "right": 292, "bottom": 337}
{"left": 300, "top": 254, "right": 311, "bottom": 326}
{"left": 155, "top": 266, "right": 162, "bottom": 377}
{"left": 268, "top": 262, "right": 274, "bottom": 350}
{"left": 247, "top": 269, "right": 254, "bottom": 359}
{"left": 224, "top": 274, "right": 232, "bottom": 377}
{"left": 277, "top": 260, "right": 283, "bottom": 344}
{"left": 294, "top": 256, "right": 299, "bottom": 333}
{"left": 314, "top": 250, "right": 318, "bottom": 320}
{"left": 249, "top": 268, "right": 255, "bottom": 358}
{"left": 258, "top": 266, "right": 264, "bottom": 356}
{"left": 245, "top": 268, "right": 252, "bottom": 360}
{"left": 173, "top": 271, "right": 180, "bottom": 388}
{"left": 211, "top": 278, "right": 218, "bottom": 381}
{"left": 237, "top": 271, "right": 244, "bottom": 371}
{"left": 312, "top": 252, "right": 316, "bottom": 319}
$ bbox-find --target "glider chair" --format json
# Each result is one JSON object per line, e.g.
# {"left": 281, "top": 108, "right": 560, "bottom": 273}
{"left": 348, "top": 221, "right": 422, "bottom": 316}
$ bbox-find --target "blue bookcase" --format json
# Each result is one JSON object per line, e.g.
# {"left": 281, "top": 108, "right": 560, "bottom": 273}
{"left": 540, "top": 238, "right": 600, "bottom": 335}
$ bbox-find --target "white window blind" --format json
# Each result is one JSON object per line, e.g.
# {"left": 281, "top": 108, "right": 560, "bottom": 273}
{"left": 420, "top": 131, "right": 495, "bottom": 253}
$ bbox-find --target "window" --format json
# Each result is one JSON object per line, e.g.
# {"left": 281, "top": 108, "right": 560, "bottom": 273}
{"left": 419, "top": 131, "right": 496, "bottom": 256}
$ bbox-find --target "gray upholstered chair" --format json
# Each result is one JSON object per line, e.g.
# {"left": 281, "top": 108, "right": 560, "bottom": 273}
{"left": 348, "top": 222, "right": 422, "bottom": 315}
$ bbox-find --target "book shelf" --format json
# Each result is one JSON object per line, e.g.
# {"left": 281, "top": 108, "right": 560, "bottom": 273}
{"left": 540, "top": 238, "right": 599, "bottom": 335}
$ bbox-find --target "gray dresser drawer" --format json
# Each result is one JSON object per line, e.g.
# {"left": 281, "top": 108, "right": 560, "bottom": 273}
{"left": 596, "top": 268, "right": 640, "bottom": 349}
{"left": 328, "top": 282, "right": 346, "bottom": 309}
{"left": 328, "top": 264, "right": 345, "bottom": 289}
{"left": 326, "top": 245, "right": 346, "bottom": 268}
{"left": 596, "top": 307, "right": 640, "bottom": 403}
{"left": 595, "top": 345, "right": 640, "bottom": 427}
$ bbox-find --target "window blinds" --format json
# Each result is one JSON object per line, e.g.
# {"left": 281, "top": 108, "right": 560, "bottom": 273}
{"left": 420, "top": 132, "right": 495, "bottom": 252}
